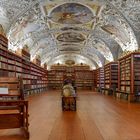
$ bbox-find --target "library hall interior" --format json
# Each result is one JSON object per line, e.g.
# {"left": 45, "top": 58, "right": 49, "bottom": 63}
{"left": 0, "top": 0, "right": 140, "bottom": 140}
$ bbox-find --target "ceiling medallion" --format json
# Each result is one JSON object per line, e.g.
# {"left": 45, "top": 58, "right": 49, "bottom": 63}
{"left": 57, "top": 32, "right": 85, "bottom": 43}
{"left": 49, "top": 3, "right": 93, "bottom": 24}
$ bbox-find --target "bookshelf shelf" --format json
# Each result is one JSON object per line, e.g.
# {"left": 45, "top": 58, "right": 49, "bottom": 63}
{"left": 96, "top": 67, "right": 104, "bottom": 91}
{"left": 118, "top": 52, "right": 140, "bottom": 101}
{"left": 103, "top": 62, "right": 118, "bottom": 95}
{"left": 47, "top": 65, "right": 96, "bottom": 90}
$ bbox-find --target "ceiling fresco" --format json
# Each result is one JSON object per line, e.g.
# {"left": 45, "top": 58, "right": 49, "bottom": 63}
{"left": 57, "top": 32, "right": 85, "bottom": 43}
{"left": 49, "top": 3, "right": 94, "bottom": 24}
{"left": 0, "top": 0, "right": 139, "bottom": 69}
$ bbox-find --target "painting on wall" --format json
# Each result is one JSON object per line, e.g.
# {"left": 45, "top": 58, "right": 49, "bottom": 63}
{"left": 49, "top": 3, "right": 94, "bottom": 24}
{"left": 57, "top": 32, "right": 85, "bottom": 43}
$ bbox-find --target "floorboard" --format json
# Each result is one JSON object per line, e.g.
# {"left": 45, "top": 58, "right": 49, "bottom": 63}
{"left": 0, "top": 90, "right": 140, "bottom": 140}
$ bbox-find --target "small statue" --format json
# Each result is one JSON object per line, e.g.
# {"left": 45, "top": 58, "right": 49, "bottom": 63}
{"left": 23, "top": 44, "right": 29, "bottom": 52}
{"left": 0, "top": 24, "right": 6, "bottom": 37}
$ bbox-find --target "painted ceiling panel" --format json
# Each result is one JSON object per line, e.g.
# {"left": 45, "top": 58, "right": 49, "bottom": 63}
{"left": 0, "top": 0, "right": 139, "bottom": 69}
{"left": 49, "top": 3, "right": 94, "bottom": 24}
{"left": 57, "top": 32, "right": 85, "bottom": 43}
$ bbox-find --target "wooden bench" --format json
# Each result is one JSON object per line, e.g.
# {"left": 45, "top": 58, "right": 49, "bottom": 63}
{"left": 0, "top": 77, "right": 29, "bottom": 138}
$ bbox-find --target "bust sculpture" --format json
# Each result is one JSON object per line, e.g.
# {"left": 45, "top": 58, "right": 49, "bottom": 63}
{"left": 0, "top": 24, "right": 6, "bottom": 37}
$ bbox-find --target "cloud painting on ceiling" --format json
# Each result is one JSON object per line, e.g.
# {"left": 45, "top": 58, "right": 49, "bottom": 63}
{"left": 49, "top": 3, "right": 94, "bottom": 24}
{"left": 57, "top": 32, "right": 85, "bottom": 42}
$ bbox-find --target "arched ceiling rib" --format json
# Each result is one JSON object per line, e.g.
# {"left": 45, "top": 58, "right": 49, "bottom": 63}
{"left": 0, "top": 0, "right": 139, "bottom": 69}
{"left": 43, "top": 53, "right": 98, "bottom": 70}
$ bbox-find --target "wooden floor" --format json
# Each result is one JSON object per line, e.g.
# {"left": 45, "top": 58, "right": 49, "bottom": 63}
{"left": 0, "top": 90, "right": 140, "bottom": 140}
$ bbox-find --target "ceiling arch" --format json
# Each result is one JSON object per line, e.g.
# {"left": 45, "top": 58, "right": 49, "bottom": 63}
{"left": 0, "top": 0, "right": 139, "bottom": 69}
{"left": 48, "top": 2, "right": 94, "bottom": 24}
{"left": 101, "top": 2, "right": 138, "bottom": 51}
{"left": 43, "top": 53, "right": 98, "bottom": 70}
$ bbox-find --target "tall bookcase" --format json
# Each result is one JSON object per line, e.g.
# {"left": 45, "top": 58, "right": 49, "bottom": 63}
{"left": 96, "top": 67, "right": 104, "bottom": 91}
{"left": 0, "top": 34, "right": 8, "bottom": 50}
{"left": 0, "top": 34, "right": 48, "bottom": 96}
{"left": 0, "top": 34, "right": 8, "bottom": 76}
{"left": 103, "top": 62, "right": 118, "bottom": 94}
{"left": 47, "top": 69, "right": 65, "bottom": 89}
{"left": 75, "top": 70, "right": 94, "bottom": 90}
{"left": 47, "top": 65, "right": 96, "bottom": 90}
{"left": 118, "top": 52, "right": 140, "bottom": 101}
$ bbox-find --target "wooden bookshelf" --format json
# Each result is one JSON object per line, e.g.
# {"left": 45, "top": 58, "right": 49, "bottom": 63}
{"left": 51, "top": 65, "right": 66, "bottom": 71}
{"left": 47, "top": 69, "right": 65, "bottom": 89}
{"left": 0, "top": 34, "right": 8, "bottom": 77}
{"left": 96, "top": 67, "right": 104, "bottom": 91}
{"left": 118, "top": 52, "right": 140, "bottom": 101}
{"left": 93, "top": 70, "right": 97, "bottom": 90}
{"left": 47, "top": 65, "right": 95, "bottom": 90}
{"left": 74, "top": 65, "right": 90, "bottom": 71}
{"left": 103, "top": 62, "right": 118, "bottom": 95}
{"left": 0, "top": 34, "right": 48, "bottom": 96}
{"left": 74, "top": 70, "right": 95, "bottom": 90}
{"left": 0, "top": 34, "right": 8, "bottom": 50}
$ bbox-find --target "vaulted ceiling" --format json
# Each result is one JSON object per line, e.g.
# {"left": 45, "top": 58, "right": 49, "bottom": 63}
{"left": 0, "top": 0, "right": 140, "bottom": 69}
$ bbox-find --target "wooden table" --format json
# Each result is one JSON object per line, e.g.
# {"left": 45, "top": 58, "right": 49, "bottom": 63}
{"left": 61, "top": 96, "right": 77, "bottom": 111}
